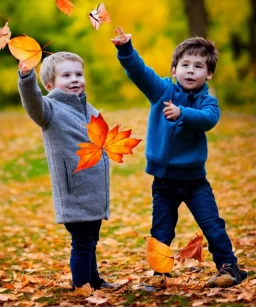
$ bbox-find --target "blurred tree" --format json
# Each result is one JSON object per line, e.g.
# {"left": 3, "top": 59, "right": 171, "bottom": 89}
{"left": 184, "top": 0, "right": 208, "bottom": 37}
{"left": 0, "top": 0, "right": 255, "bottom": 111}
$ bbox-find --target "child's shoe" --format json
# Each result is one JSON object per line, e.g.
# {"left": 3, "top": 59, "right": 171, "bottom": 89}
{"left": 206, "top": 263, "right": 247, "bottom": 288}
{"left": 92, "top": 278, "right": 121, "bottom": 290}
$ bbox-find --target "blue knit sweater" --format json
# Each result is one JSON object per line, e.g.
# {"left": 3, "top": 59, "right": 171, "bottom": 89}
{"left": 116, "top": 41, "right": 220, "bottom": 180}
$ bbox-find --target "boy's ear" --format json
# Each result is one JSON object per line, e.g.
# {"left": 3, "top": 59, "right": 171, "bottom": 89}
{"left": 45, "top": 83, "right": 54, "bottom": 91}
{"left": 172, "top": 67, "right": 176, "bottom": 77}
{"left": 206, "top": 72, "right": 213, "bottom": 81}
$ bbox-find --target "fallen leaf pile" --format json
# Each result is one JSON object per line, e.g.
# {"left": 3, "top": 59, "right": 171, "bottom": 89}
{"left": 0, "top": 109, "right": 255, "bottom": 306}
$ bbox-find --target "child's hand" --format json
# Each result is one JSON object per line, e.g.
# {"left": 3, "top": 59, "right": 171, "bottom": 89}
{"left": 163, "top": 100, "right": 181, "bottom": 120}
{"left": 19, "top": 60, "right": 31, "bottom": 76}
{"left": 111, "top": 26, "right": 132, "bottom": 46}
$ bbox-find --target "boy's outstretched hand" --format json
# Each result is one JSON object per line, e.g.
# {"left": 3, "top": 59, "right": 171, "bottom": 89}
{"left": 111, "top": 27, "right": 131, "bottom": 46}
{"left": 163, "top": 101, "right": 181, "bottom": 120}
{"left": 19, "top": 60, "right": 31, "bottom": 76}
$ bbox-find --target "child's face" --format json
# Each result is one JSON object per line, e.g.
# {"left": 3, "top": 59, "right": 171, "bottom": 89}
{"left": 46, "top": 60, "right": 85, "bottom": 96}
{"left": 172, "top": 53, "right": 212, "bottom": 91}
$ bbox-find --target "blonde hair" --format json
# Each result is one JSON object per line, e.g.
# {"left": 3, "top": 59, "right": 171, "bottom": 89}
{"left": 39, "top": 52, "right": 84, "bottom": 90}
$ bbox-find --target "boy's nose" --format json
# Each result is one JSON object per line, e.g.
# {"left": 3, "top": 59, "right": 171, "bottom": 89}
{"left": 188, "top": 66, "right": 194, "bottom": 73}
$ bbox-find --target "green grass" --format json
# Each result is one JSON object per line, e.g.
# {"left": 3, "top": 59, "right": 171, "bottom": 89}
{"left": 1, "top": 147, "right": 48, "bottom": 182}
{"left": 111, "top": 162, "right": 145, "bottom": 177}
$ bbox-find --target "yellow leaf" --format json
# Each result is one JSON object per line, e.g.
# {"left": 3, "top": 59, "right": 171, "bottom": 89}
{"left": 145, "top": 236, "right": 174, "bottom": 273}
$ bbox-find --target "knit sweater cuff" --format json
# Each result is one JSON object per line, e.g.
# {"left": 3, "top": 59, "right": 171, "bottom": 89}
{"left": 116, "top": 40, "right": 133, "bottom": 57}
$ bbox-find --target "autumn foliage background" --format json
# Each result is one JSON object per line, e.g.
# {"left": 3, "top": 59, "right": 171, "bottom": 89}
{"left": 0, "top": 0, "right": 256, "bottom": 306}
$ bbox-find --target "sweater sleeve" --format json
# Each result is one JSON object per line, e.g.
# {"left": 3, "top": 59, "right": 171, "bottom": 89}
{"left": 179, "top": 96, "right": 220, "bottom": 131}
{"left": 18, "top": 69, "right": 52, "bottom": 129}
{"left": 116, "top": 40, "right": 170, "bottom": 103}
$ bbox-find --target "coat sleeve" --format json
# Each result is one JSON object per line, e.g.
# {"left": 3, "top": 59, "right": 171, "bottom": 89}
{"left": 179, "top": 96, "right": 220, "bottom": 131}
{"left": 18, "top": 70, "right": 52, "bottom": 129}
{"left": 117, "top": 41, "right": 170, "bottom": 103}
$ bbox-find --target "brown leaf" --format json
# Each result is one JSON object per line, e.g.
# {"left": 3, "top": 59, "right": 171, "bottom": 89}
{"left": 175, "top": 233, "right": 203, "bottom": 263}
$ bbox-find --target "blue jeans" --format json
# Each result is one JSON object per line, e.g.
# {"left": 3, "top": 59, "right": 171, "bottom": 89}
{"left": 65, "top": 220, "right": 102, "bottom": 288}
{"left": 150, "top": 176, "right": 237, "bottom": 269}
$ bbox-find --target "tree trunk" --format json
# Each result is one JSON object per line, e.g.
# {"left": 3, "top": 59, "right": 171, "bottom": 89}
{"left": 184, "top": 0, "right": 208, "bottom": 37}
{"left": 248, "top": 0, "right": 256, "bottom": 65}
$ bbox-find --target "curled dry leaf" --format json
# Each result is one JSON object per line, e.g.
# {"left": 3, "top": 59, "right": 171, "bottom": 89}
{"left": 0, "top": 22, "right": 11, "bottom": 50}
{"left": 144, "top": 236, "right": 174, "bottom": 273}
{"left": 175, "top": 233, "right": 203, "bottom": 263}
{"left": 56, "top": 0, "right": 74, "bottom": 16}
{"left": 148, "top": 274, "right": 167, "bottom": 288}
{"left": 72, "top": 283, "right": 93, "bottom": 297}
{"left": 89, "top": 3, "right": 111, "bottom": 30}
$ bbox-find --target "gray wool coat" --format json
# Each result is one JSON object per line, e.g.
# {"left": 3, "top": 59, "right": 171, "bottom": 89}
{"left": 18, "top": 70, "right": 110, "bottom": 224}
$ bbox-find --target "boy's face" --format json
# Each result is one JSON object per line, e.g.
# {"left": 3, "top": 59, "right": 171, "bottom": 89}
{"left": 172, "top": 53, "right": 212, "bottom": 91}
{"left": 46, "top": 60, "right": 85, "bottom": 96}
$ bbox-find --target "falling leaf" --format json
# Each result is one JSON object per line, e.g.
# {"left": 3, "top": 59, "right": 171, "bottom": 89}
{"left": 0, "top": 22, "right": 11, "bottom": 50}
{"left": 144, "top": 236, "right": 174, "bottom": 273}
{"left": 175, "top": 233, "right": 203, "bottom": 263}
{"left": 56, "top": 0, "right": 74, "bottom": 16}
{"left": 8, "top": 35, "right": 51, "bottom": 71}
{"left": 89, "top": 3, "right": 111, "bottom": 30}
{"left": 74, "top": 113, "right": 141, "bottom": 172}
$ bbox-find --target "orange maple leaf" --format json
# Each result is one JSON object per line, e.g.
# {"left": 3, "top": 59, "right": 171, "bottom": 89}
{"left": 175, "top": 233, "right": 203, "bottom": 263}
{"left": 74, "top": 113, "right": 142, "bottom": 172}
{"left": 56, "top": 0, "right": 74, "bottom": 16}
{"left": 7, "top": 35, "right": 52, "bottom": 71}
{"left": 144, "top": 236, "right": 174, "bottom": 273}
{"left": 0, "top": 22, "right": 11, "bottom": 50}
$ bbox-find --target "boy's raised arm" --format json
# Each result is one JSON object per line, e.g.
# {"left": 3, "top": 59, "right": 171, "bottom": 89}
{"left": 111, "top": 27, "right": 170, "bottom": 103}
{"left": 18, "top": 63, "right": 52, "bottom": 129}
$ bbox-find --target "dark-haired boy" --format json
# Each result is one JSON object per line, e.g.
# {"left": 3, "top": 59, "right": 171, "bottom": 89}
{"left": 111, "top": 28, "right": 247, "bottom": 287}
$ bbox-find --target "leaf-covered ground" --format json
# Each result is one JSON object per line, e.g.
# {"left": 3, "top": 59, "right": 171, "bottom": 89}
{"left": 0, "top": 108, "right": 255, "bottom": 307}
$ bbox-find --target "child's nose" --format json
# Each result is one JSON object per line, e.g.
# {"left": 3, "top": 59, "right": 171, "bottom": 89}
{"left": 188, "top": 66, "right": 194, "bottom": 73}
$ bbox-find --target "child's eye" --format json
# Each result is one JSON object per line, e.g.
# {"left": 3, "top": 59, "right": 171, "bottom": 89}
{"left": 195, "top": 65, "right": 203, "bottom": 68}
{"left": 76, "top": 73, "right": 82, "bottom": 76}
{"left": 182, "top": 64, "right": 188, "bottom": 67}
{"left": 63, "top": 74, "right": 70, "bottom": 77}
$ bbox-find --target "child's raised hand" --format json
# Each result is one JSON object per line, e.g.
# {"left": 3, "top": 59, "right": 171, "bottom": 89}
{"left": 111, "top": 27, "right": 131, "bottom": 46}
{"left": 19, "top": 60, "right": 31, "bottom": 76}
{"left": 163, "top": 100, "right": 181, "bottom": 120}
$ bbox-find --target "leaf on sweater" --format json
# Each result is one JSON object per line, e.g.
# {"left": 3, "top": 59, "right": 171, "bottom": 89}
{"left": 144, "top": 236, "right": 174, "bottom": 273}
{"left": 74, "top": 113, "right": 141, "bottom": 172}
{"left": 8, "top": 35, "right": 52, "bottom": 70}
{"left": 175, "top": 233, "right": 203, "bottom": 263}
{"left": 89, "top": 3, "right": 111, "bottom": 30}
{"left": 56, "top": 0, "right": 74, "bottom": 16}
{"left": 0, "top": 22, "right": 11, "bottom": 50}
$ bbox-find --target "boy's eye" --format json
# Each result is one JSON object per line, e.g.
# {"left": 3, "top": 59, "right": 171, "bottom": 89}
{"left": 63, "top": 74, "right": 70, "bottom": 77}
{"left": 182, "top": 64, "right": 188, "bottom": 67}
{"left": 76, "top": 73, "right": 82, "bottom": 76}
{"left": 195, "top": 65, "right": 203, "bottom": 68}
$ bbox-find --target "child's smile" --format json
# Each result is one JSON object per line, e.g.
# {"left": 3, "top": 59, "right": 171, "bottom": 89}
{"left": 47, "top": 60, "right": 86, "bottom": 96}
